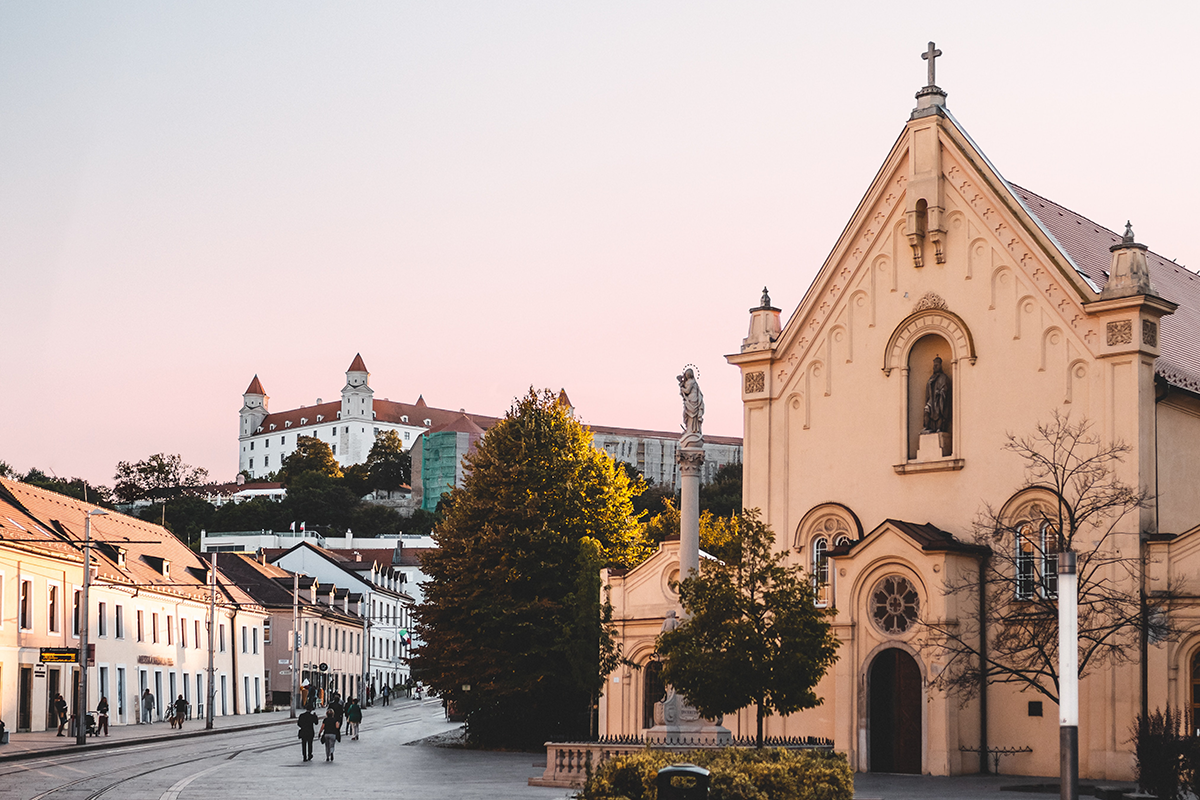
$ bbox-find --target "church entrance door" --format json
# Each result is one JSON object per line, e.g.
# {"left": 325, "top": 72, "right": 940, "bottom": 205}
{"left": 868, "top": 648, "right": 922, "bottom": 774}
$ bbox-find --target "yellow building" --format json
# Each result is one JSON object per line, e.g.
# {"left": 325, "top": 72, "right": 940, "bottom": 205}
{"left": 601, "top": 54, "right": 1200, "bottom": 781}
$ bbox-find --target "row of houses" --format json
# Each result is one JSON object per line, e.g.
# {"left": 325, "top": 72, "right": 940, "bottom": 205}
{"left": 0, "top": 477, "right": 414, "bottom": 733}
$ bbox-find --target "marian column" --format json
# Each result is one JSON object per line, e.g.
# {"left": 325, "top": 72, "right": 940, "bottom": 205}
{"left": 676, "top": 367, "right": 705, "bottom": 581}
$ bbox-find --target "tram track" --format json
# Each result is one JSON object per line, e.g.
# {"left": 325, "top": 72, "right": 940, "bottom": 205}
{"left": 18, "top": 703, "right": 447, "bottom": 800}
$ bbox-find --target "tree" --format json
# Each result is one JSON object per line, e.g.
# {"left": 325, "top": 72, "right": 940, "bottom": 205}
{"left": 414, "top": 388, "right": 649, "bottom": 747}
{"left": 699, "top": 461, "right": 743, "bottom": 517}
{"left": 276, "top": 436, "right": 342, "bottom": 482}
{"left": 641, "top": 498, "right": 739, "bottom": 563}
{"left": 113, "top": 454, "right": 208, "bottom": 503}
{"left": 922, "top": 412, "right": 1168, "bottom": 704}
{"left": 658, "top": 509, "right": 840, "bottom": 748}
{"left": 137, "top": 495, "right": 214, "bottom": 550}
{"left": 365, "top": 430, "right": 412, "bottom": 490}
{"left": 18, "top": 468, "right": 115, "bottom": 507}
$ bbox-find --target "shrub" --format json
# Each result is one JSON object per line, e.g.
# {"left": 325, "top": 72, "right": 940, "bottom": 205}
{"left": 576, "top": 748, "right": 853, "bottom": 800}
{"left": 1134, "top": 706, "right": 1186, "bottom": 800}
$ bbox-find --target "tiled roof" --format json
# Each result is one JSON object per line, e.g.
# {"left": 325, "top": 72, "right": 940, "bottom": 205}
{"left": 867, "top": 519, "right": 989, "bottom": 556}
{"left": 245, "top": 375, "right": 266, "bottom": 395}
{"left": 347, "top": 353, "right": 368, "bottom": 373}
{"left": 1012, "top": 184, "right": 1200, "bottom": 394}
{"left": 0, "top": 478, "right": 260, "bottom": 608}
{"left": 327, "top": 548, "right": 398, "bottom": 567}
{"left": 425, "top": 413, "right": 486, "bottom": 437}
{"left": 252, "top": 398, "right": 499, "bottom": 437}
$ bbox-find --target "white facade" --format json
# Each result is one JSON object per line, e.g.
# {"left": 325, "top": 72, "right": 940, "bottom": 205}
{"left": 269, "top": 543, "right": 413, "bottom": 694}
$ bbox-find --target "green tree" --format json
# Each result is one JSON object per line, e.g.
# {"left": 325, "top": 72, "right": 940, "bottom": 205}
{"left": 402, "top": 507, "right": 440, "bottom": 536}
{"left": 641, "top": 499, "right": 740, "bottom": 563}
{"left": 277, "top": 436, "right": 342, "bottom": 482}
{"left": 699, "top": 461, "right": 743, "bottom": 517}
{"left": 113, "top": 454, "right": 208, "bottom": 503}
{"left": 365, "top": 430, "right": 412, "bottom": 490}
{"left": 19, "top": 468, "right": 115, "bottom": 507}
{"left": 414, "top": 388, "right": 648, "bottom": 747}
{"left": 658, "top": 509, "right": 840, "bottom": 748}
{"left": 341, "top": 463, "right": 371, "bottom": 497}
{"left": 137, "top": 495, "right": 215, "bottom": 550}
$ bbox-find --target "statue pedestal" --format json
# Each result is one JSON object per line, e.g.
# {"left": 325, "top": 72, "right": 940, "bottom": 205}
{"left": 917, "top": 431, "right": 951, "bottom": 460}
{"left": 646, "top": 691, "right": 731, "bottom": 746}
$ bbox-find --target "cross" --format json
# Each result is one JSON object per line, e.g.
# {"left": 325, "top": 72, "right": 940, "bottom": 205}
{"left": 922, "top": 41, "right": 942, "bottom": 86}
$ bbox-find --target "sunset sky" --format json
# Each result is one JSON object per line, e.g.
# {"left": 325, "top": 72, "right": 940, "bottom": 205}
{"left": 3, "top": 2, "right": 1197, "bottom": 486}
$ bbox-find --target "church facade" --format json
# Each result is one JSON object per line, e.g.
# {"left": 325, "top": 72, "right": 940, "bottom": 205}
{"left": 600, "top": 58, "right": 1200, "bottom": 781}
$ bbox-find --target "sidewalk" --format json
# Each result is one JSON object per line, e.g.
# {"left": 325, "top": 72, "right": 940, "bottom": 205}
{"left": 0, "top": 696, "right": 429, "bottom": 764}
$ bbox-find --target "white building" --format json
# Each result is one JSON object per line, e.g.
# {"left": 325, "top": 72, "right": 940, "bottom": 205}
{"left": 0, "top": 478, "right": 270, "bottom": 732}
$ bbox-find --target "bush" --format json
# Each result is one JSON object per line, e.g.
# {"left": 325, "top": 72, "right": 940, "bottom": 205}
{"left": 576, "top": 748, "right": 853, "bottom": 800}
{"left": 1134, "top": 706, "right": 1186, "bottom": 800}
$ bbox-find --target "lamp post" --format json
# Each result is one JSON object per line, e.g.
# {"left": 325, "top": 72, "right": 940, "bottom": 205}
{"left": 1058, "top": 551, "right": 1078, "bottom": 800}
{"left": 77, "top": 509, "right": 108, "bottom": 746}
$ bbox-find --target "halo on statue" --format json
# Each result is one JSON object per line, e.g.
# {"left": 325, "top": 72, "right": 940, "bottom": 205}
{"left": 681, "top": 363, "right": 700, "bottom": 380}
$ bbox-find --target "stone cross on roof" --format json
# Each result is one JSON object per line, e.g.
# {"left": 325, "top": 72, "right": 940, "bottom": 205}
{"left": 922, "top": 41, "right": 942, "bottom": 87}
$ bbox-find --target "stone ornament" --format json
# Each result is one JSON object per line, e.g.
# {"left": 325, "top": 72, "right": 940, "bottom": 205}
{"left": 1143, "top": 320, "right": 1158, "bottom": 347}
{"left": 1107, "top": 320, "right": 1133, "bottom": 346}
{"left": 677, "top": 367, "right": 705, "bottom": 448}
{"left": 921, "top": 356, "right": 951, "bottom": 434}
{"left": 744, "top": 371, "right": 765, "bottom": 394}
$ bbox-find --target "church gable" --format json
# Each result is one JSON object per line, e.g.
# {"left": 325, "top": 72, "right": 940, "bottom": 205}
{"left": 755, "top": 110, "right": 1103, "bottom": 410}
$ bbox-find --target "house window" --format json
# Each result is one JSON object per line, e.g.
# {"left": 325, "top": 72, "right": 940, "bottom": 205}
{"left": 48, "top": 584, "right": 60, "bottom": 632}
{"left": 152, "top": 612, "right": 159, "bottom": 643}
{"left": 870, "top": 575, "right": 920, "bottom": 634}
{"left": 219, "top": 624, "right": 226, "bottom": 652}
{"left": 181, "top": 617, "right": 187, "bottom": 648}
{"left": 19, "top": 580, "right": 32, "bottom": 630}
{"left": 195, "top": 620, "right": 201, "bottom": 648}
{"left": 264, "top": 455, "right": 269, "bottom": 467}
{"left": 332, "top": 445, "right": 337, "bottom": 455}
{"left": 72, "top": 589, "right": 81, "bottom": 636}
{"left": 250, "top": 441, "right": 254, "bottom": 450}
{"left": 242, "top": 625, "right": 248, "bottom": 653}
{"left": 281, "top": 436, "right": 285, "bottom": 445}
{"left": 167, "top": 615, "right": 173, "bottom": 645}
{"left": 263, "top": 618, "right": 271, "bottom": 644}
{"left": 115, "top": 605, "right": 124, "bottom": 638}
{"left": 137, "top": 609, "right": 144, "bottom": 641}
{"left": 249, "top": 458, "right": 254, "bottom": 470}
{"left": 404, "top": 431, "right": 410, "bottom": 440}
{"left": 98, "top": 602, "right": 107, "bottom": 637}
{"left": 265, "top": 439, "right": 269, "bottom": 447}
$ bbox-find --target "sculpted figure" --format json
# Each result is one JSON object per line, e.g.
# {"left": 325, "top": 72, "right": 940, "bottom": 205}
{"left": 660, "top": 609, "right": 680, "bottom": 634}
{"left": 922, "top": 356, "right": 951, "bottom": 434}
{"left": 677, "top": 368, "right": 704, "bottom": 448}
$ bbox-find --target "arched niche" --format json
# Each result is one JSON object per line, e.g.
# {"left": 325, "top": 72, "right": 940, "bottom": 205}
{"left": 883, "top": 306, "right": 975, "bottom": 472}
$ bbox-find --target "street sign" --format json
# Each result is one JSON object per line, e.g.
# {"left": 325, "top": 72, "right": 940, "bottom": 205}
{"left": 279, "top": 669, "right": 293, "bottom": 675}
{"left": 278, "top": 659, "right": 291, "bottom": 665}
{"left": 40, "top": 648, "right": 78, "bottom": 664}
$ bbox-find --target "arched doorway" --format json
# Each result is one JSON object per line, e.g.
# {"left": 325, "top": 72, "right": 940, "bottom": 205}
{"left": 869, "top": 648, "right": 922, "bottom": 773}
{"left": 642, "top": 660, "right": 665, "bottom": 729}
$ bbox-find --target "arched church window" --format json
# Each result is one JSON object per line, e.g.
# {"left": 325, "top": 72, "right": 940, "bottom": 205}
{"left": 871, "top": 575, "right": 920, "bottom": 634}
{"left": 1191, "top": 652, "right": 1200, "bottom": 736}
{"left": 812, "top": 538, "right": 829, "bottom": 607}
{"left": 642, "top": 660, "right": 665, "bottom": 729}
{"left": 1015, "top": 518, "right": 1058, "bottom": 601}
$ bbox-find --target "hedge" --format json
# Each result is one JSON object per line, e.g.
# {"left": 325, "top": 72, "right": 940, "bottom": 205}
{"left": 576, "top": 747, "right": 854, "bottom": 800}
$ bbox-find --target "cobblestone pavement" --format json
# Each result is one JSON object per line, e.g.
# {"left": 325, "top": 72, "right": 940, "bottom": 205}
{"left": 0, "top": 698, "right": 573, "bottom": 800}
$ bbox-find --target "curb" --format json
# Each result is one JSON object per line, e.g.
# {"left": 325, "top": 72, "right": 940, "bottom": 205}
{"left": 0, "top": 715, "right": 295, "bottom": 765}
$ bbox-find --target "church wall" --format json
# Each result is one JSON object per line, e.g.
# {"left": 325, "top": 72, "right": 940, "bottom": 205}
{"left": 1157, "top": 394, "right": 1200, "bottom": 534}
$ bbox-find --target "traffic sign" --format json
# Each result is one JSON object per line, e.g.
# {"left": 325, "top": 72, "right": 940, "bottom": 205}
{"left": 40, "top": 648, "right": 78, "bottom": 664}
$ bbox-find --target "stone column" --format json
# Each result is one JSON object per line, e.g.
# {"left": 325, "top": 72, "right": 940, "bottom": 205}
{"left": 677, "top": 448, "right": 704, "bottom": 581}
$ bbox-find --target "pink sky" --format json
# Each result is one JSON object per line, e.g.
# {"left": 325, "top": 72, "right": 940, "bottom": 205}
{"left": 3, "top": 3, "right": 1197, "bottom": 487}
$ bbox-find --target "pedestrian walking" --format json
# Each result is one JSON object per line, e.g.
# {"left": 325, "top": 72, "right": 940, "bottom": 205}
{"left": 345, "top": 698, "right": 362, "bottom": 740}
{"left": 173, "top": 695, "right": 187, "bottom": 729}
{"left": 297, "top": 707, "right": 319, "bottom": 762}
{"left": 53, "top": 694, "right": 68, "bottom": 736}
{"left": 319, "top": 709, "right": 340, "bottom": 762}
{"left": 141, "top": 689, "right": 155, "bottom": 724}
{"left": 381, "top": 684, "right": 389, "bottom": 706}
{"left": 96, "top": 696, "right": 109, "bottom": 736}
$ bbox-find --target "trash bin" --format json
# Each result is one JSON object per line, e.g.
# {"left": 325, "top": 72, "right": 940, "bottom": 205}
{"left": 656, "top": 763, "right": 710, "bottom": 799}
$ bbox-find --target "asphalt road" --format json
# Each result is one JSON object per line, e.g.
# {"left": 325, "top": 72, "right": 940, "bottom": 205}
{"left": 0, "top": 700, "right": 572, "bottom": 800}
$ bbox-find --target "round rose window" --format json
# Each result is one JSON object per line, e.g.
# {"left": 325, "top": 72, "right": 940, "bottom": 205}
{"left": 871, "top": 575, "right": 920, "bottom": 634}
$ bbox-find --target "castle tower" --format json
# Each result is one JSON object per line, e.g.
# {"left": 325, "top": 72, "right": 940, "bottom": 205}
{"left": 341, "top": 353, "right": 374, "bottom": 422}
{"left": 240, "top": 375, "right": 269, "bottom": 438}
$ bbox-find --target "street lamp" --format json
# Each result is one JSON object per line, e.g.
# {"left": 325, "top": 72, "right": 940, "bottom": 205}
{"left": 1058, "top": 551, "right": 1078, "bottom": 800}
{"left": 77, "top": 508, "right": 108, "bottom": 746}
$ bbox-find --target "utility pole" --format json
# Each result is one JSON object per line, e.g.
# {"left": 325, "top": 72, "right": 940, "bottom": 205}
{"left": 291, "top": 571, "right": 299, "bottom": 719}
{"left": 1058, "top": 551, "right": 1079, "bottom": 800}
{"left": 77, "top": 509, "right": 107, "bottom": 746}
{"left": 206, "top": 551, "right": 217, "bottom": 730}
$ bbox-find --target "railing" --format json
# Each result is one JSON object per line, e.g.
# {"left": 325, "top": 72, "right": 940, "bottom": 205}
{"left": 958, "top": 745, "right": 1032, "bottom": 774}
{"left": 530, "top": 736, "right": 835, "bottom": 788}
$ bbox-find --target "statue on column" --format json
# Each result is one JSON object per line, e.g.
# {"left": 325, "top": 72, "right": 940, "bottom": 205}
{"left": 921, "top": 356, "right": 951, "bottom": 434}
{"left": 677, "top": 367, "right": 705, "bottom": 448}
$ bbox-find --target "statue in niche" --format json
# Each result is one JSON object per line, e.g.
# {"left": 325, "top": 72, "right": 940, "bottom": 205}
{"left": 921, "top": 356, "right": 951, "bottom": 434}
{"left": 677, "top": 368, "right": 705, "bottom": 448}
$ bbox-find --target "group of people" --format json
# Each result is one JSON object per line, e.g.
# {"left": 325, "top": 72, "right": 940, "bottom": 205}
{"left": 49, "top": 692, "right": 111, "bottom": 737}
{"left": 297, "top": 692, "right": 363, "bottom": 762}
{"left": 137, "top": 689, "right": 189, "bottom": 727}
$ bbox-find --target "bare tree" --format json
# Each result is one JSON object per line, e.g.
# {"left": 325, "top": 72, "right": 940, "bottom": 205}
{"left": 922, "top": 412, "right": 1170, "bottom": 705}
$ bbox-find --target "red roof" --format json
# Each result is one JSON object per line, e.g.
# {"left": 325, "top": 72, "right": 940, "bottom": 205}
{"left": 347, "top": 353, "right": 368, "bottom": 373}
{"left": 245, "top": 375, "right": 266, "bottom": 395}
{"left": 1013, "top": 185, "right": 1200, "bottom": 394}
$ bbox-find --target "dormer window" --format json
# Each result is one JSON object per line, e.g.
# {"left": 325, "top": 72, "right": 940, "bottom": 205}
{"left": 317, "top": 415, "right": 324, "bottom": 422}
{"left": 424, "top": 419, "right": 431, "bottom": 426}
{"left": 116, "top": 548, "right": 126, "bottom": 567}
{"left": 269, "top": 424, "right": 276, "bottom": 431}
{"left": 337, "top": 411, "right": 342, "bottom": 419}
{"left": 300, "top": 417, "right": 308, "bottom": 425}
{"left": 162, "top": 560, "right": 170, "bottom": 579}
{"left": 256, "top": 426, "right": 263, "bottom": 432}
{"left": 285, "top": 421, "right": 292, "bottom": 428}
{"left": 401, "top": 415, "right": 408, "bottom": 423}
